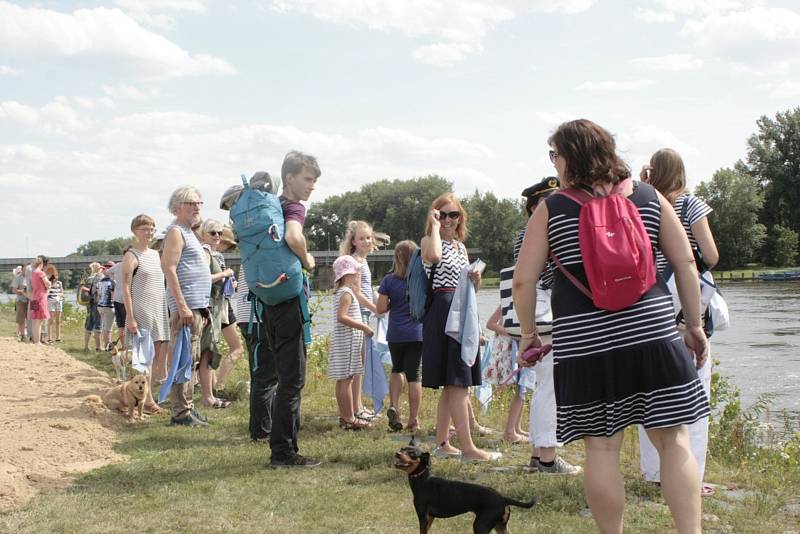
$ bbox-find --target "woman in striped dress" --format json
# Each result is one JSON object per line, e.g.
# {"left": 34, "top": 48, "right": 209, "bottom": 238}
{"left": 421, "top": 193, "right": 500, "bottom": 462}
{"left": 122, "top": 214, "right": 170, "bottom": 414}
{"left": 513, "top": 120, "right": 709, "bottom": 534}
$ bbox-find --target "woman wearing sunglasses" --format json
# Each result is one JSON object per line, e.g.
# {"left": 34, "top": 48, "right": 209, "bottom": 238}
{"left": 198, "top": 219, "right": 235, "bottom": 409}
{"left": 420, "top": 193, "right": 500, "bottom": 462}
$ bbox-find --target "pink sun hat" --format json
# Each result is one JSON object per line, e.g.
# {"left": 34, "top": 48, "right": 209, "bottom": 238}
{"left": 333, "top": 255, "right": 361, "bottom": 282}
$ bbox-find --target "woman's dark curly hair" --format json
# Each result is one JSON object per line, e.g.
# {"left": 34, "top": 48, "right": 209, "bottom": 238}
{"left": 548, "top": 119, "right": 630, "bottom": 187}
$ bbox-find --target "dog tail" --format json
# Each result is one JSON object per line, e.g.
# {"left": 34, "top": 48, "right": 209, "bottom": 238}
{"left": 504, "top": 496, "right": 536, "bottom": 509}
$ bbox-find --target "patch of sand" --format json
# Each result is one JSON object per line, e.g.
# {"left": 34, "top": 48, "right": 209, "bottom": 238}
{"left": 0, "top": 337, "right": 126, "bottom": 510}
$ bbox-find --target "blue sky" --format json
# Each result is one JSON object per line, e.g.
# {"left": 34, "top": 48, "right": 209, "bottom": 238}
{"left": 2, "top": 0, "right": 799, "bottom": 258}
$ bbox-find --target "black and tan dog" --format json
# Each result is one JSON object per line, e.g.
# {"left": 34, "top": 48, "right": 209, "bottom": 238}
{"left": 394, "top": 439, "right": 535, "bottom": 533}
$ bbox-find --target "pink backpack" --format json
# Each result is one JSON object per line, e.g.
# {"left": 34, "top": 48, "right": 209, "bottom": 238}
{"left": 550, "top": 178, "right": 656, "bottom": 312}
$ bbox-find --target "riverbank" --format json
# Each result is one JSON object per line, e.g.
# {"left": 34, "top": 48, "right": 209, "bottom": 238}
{"left": 0, "top": 306, "right": 799, "bottom": 532}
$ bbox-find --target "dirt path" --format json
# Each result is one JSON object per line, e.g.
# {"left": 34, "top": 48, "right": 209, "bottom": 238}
{"left": 0, "top": 337, "right": 125, "bottom": 511}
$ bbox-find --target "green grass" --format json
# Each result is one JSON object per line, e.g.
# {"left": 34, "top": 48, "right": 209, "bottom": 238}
{"left": 1, "top": 303, "right": 798, "bottom": 533}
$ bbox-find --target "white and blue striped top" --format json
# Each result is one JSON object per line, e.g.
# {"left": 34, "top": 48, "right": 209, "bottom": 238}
{"left": 359, "top": 259, "right": 373, "bottom": 316}
{"left": 165, "top": 223, "right": 211, "bottom": 313}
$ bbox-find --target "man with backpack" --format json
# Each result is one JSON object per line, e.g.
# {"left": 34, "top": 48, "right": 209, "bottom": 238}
{"left": 262, "top": 150, "right": 321, "bottom": 468}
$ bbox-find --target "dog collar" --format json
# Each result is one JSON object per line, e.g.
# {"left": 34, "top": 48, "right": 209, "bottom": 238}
{"left": 408, "top": 465, "right": 429, "bottom": 479}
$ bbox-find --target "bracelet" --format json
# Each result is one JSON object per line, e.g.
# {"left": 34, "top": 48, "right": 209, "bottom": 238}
{"left": 520, "top": 331, "right": 538, "bottom": 339}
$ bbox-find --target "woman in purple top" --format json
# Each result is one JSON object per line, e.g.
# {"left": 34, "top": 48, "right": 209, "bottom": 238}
{"left": 376, "top": 240, "right": 423, "bottom": 433}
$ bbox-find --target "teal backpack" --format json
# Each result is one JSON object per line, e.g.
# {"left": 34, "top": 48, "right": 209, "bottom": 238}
{"left": 230, "top": 174, "right": 304, "bottom": 306}
{"left": 406, "top": 249, "right": 435, "bottom": 322}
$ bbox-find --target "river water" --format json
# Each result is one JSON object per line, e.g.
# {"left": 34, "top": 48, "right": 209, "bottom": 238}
{"left": 307, "top": 283, "right": 800, "bottom": 413}
{"left": 4, "top": 283, "right": 798, "bottom": 412}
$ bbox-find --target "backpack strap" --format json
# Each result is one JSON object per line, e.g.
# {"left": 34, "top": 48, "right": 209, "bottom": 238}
{"left": 557, "top": 187, "right": 592, "bottom": 206}
{"left": 549, "top": 252, "right": 593, "bottom": 301}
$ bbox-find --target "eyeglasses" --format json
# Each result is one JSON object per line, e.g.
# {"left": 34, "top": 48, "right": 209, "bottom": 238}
{"left": 208, "top": 230, "right": 222, "bottom": 236}
{"left": 135, "top": 226, "right": 156, "bottom": 233}
{"left": 183, "top": 201, "right": 204, "bottom": 207}
{"left": 436, "top": 211, "right": 461, "bottom": 220}
{"left": 549, "top": 150, "right": 559, "bottom": 164}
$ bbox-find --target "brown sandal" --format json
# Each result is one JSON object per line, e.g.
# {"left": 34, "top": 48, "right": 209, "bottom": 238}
{"left": 339, "top": 417, "right": 370, "bottom": 431}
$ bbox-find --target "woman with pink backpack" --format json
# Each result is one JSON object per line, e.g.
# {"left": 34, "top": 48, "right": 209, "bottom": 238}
{"left": 514, "top": 119, "right": 709, "bottom": 534}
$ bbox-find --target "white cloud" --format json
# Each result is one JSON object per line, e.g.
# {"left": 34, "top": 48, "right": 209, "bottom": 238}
{"left": 0, "top": 99, "right": 93, "bottom": 135}
{"left": 631, "top": 53, "right": 704, "bottom": 71}
{"left": 103, "top": 84, "right": 160, "bottom": 100}
{"left": 770, "top": 81, "right": 800, "bottom": 98}
{"left": 0, "top": 64, "right": 20, "bottom": 76}
{"left": 633, "top": 8, "right": 676, "bottom": 23}
{"left": 412, "top": 42, "right": 481, "bottom": 67}
{"left": 114, "top": 0, "right": 208, "bottom": 28}
{"left": 681, "top": 6, "right": 800, "bottom": 74}
{"left": 576, "top": 80, "right": 655, "bottom": 91}
{"left": 0, "top": 1, "right": 235, "bottom": 79}
{"left": 269, "top": 0, "right": 594, "bottom": 65}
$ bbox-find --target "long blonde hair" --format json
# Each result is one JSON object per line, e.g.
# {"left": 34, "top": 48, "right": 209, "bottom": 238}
{"left": 339, "top": 220, "right": 390, "bottom": 256}
{"left": 648, "top": 148, "right": 687, "bottom": 201}
{"left": 391, "top": 240, "right": 418, "bottom": 279}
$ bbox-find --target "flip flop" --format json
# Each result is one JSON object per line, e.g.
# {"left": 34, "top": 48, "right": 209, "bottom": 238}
{"left": 207, "top": 399, "right": 232, "bottom": 409}
{"left": 143, "top": 404, "right": 163, "bottom": 415}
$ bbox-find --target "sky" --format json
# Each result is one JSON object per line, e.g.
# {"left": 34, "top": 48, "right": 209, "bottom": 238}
{"left": 2, "top": 0, "right": 799, "bottom": 258}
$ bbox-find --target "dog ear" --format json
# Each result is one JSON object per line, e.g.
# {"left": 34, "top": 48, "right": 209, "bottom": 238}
{"left": 408, "top": 436, "right": 417, "bottom": 447}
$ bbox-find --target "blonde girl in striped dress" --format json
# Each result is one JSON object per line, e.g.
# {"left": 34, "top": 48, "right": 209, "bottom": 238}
{"left": 329, "top": 255, "right": 374, "bottom": 431}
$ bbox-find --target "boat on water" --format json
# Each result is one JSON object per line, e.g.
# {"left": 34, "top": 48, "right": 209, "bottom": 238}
{"left": 758, "top": 271, "right": 800, "bottom": 281}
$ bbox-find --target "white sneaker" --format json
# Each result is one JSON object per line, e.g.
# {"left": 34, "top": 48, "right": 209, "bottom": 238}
{"left": 538, "top": 457, "right": 582, "bottom": 475}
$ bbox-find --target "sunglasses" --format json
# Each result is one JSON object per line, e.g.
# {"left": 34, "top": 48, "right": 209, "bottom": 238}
{"left": 436, "top": 211, "right": 461, "bottom": 220}
{"left": 549, "top": 150, "right": 559, "bottom": 164}
{"left": 208, "top": 230, "right": 223, "bottom": 236}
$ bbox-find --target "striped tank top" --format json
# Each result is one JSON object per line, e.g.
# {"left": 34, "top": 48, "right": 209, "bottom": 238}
{"left": 425, "top": 239, "right": 467, "bottom": 289}
{"left": 166, "top": 223, "right": 211, "bottom": 313}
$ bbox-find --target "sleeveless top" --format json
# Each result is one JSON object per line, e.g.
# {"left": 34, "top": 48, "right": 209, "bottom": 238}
{"left": 425, "top": 239, "right": 467, "bottom": 290}
{"left": 165, "top": 223, "right": 211, "bottom": 313}
{"left": 359, "top": 259, "right": 373, "bottom": 315}
{"left": 330, "top": 286, "right": 364, "bottom": 364}
{"left": 544, "top": 182, "right": 681, "bottom": 360}
{"left": 655, "top": 192, "right": 713, "bottom": 274}
{"left": 128, "top": 248, "right": 170, "bottom": 342}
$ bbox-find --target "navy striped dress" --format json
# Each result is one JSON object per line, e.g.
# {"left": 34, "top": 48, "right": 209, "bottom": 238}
{"left": 545, "top": 182, "right": 710, "bottom": 444}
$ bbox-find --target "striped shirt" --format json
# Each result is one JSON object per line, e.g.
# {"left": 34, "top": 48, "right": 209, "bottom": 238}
{"left": 425, "top": 239, "right": 467, "bottom": 290}
{"left": 546, "top": 183, "right": 681, "bottom": 361}
{"left": 47, "top": 280, "right": 64, "bottom": 302}
{"left": 234, "top": 265, "right": 254, "bottom": 324}
{"left": 655, "top": 193, "right": 713, "bottom": 273}
{"left": 165, "top": 223, "right": 211, "bottom": 313}
{"left": 359, "top": 259, "right": 373, "bottom": 316}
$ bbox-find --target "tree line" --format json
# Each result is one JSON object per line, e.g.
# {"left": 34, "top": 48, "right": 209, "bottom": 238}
{"left": 696, "top": 107, "right": 800, "bottom": 269}
{"left": 26, "top": 106, "right": 798, "bottom": 284}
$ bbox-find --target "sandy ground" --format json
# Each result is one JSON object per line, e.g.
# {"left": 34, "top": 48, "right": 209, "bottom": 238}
{"left": 0, "top": 337, "right": 126, "bottom": 511}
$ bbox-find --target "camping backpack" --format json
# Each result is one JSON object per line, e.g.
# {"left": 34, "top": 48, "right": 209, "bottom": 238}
{"left": 406, "top": 249, "right": 436, "bottom": 322}
{"left": 550, "top": 178, "right": 656, "bottom": 312}
{"left": 229, "top": 174, "right": 303, "bottom": 306}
